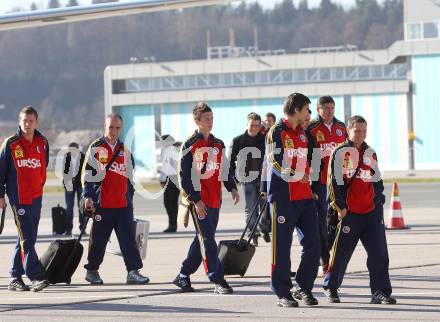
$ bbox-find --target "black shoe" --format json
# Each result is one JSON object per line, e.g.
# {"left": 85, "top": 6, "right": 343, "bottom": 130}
{"left": 173, "top": 275, "right": 195, "bottom": 292}
{"left": 324, "top": 288, "right": 340, "bottom": 303}
{"left": 32, "top": 279, "right": 50, "bottom": 292}
{"left": 8, "top": 278, "right": 30, "bottom": 291}
{"left": 370, "top": 291, "right": 397, "bottom": 304}
{"left": 64, "top": 230, "right": 72, "bottom": 236}
{"left": 262, "top": 232, "right": 271, "bottom": 243}
{"left": 250, "top": 235, "right": 259, "bottom": 247}
{"left": 277, "top": 293, "right": 299, "bottom": 307}
{"left": 163, "top": 226, "right": 177, "bottom": 233}
{"left": 293, "top": 288, "right": 319, "bottom": 306}
{"left": 85, "top": 270, "right": 104, "bottom": 285}
{"left": 214, "top": 280, "right": 233, "bottom": 294}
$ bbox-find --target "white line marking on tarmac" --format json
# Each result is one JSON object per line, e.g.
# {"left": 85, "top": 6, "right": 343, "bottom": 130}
{"left": 392, "top": 292, "right": 440, "bottom": 296}
{"left": 165, "top": 291, "right": 440, "bottom": 298}
{"left": 0, "top": 294, "right": 136, "bottom": 302}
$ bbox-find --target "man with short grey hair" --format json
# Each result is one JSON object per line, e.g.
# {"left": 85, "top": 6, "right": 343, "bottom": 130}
{"left": 82, "top": 113, "right": 149, "bottom": 285}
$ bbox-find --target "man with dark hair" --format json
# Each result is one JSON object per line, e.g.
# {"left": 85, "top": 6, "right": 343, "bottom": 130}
{"left": 63, "top": 142, "right": 86, "bottom": 235}
{"left": 324, "top": 115, "right": 396, "bottom": 305}
{"left": 0, "top": 106, "right": 50, "bottom": 292}
{"left": 82, "top": 113, "right": 149, "bottom": 285}
{"left": 306, "top": 95, "right": 346, "bottom": 275}
{"left": 264, "top": 93, "right": 320, "bottom": 307}
{"left": 230, "top": 112, "right": 269, "bottom": 246}
{"left": 262, "top": 112, "right": 276, "bottom": 135}
{"left": 173, "top": 102, "right": 240, "bottom": 294}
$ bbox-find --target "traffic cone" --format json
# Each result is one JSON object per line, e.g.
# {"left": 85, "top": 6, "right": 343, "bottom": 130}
{"left": 387, "top": 181, "right": 407, "bottom": 229}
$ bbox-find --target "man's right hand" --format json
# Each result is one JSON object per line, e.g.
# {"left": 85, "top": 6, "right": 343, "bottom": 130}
{"left": 0, "top": 197, "right": 6, "bottom": 209}
{"left": 194, "top": 200, "right": 207, "bottom": 219}
{"left": 85, "top": 197, "right": 95, "bottom": 216}
{"left": 338, "top": 208, "right": 347, "bottom": 221}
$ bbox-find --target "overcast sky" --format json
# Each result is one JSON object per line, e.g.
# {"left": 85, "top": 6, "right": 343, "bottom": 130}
{"left": 0, "top": 0, "right": 386, "bottom": 14}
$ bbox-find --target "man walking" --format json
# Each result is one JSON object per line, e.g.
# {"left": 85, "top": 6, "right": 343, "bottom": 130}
{"left": 173, "top": 102, "right": 240, "bottom": 294}
{"left": 82, "top": 113, "right": 149, "bottom": 285}
{"left": 229, "top": 112, "right": 269, "bottom": 246}
{"left": 324, "top": 115, "right": 396, "bottom": 305}
{"left": 264, "top": 93, "right": 320, "bottom": 307}
{"left": 0, "top": 106, "right": 50, "bottom": 292}
{"left": 306, "top": 96, "right": 346, "bottom": 274}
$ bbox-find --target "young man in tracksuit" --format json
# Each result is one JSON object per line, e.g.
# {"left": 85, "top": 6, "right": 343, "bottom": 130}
{"left": 229, "top": 112, "right": 269, "bottom": 246}
{"left": 0, "top": 106, "right": 50, "bottom": 292}
{"left": 306, "top": 96, "right": 346, "bottom": 274}
{"left": 263, "top": 93, "right": 321, "bottom": 307}
{"left": 173, "top": 102, "right": 240, "bottom": 294}
{"left": 324, "top": 115, "right": 396, "bottom": 305}
{"left": 82, "top": 113, "right": 149, "bottom": 285}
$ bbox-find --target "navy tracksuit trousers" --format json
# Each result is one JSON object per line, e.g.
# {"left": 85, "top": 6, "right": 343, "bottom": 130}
{"left": 312, "top": 182, "right": 331, "bottom": 265}
{"left": 323, "top": 206, "right": 392, "bottom": 296}
{"left": 85, "top": 207, "right": 143, "bottom": 272}
{"left": 10, "top": 197, "right": 44, "bottom": 280}
{"left": 180, "top": 207, "right": 224, "bottom": 283}
{"left": 271, "top": 199, "right": 320, "bottom": 298}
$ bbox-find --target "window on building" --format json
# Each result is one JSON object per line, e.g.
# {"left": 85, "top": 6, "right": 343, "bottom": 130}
{"left": 345, "top": 67, "right": 357, "bottom": 80}
{"left": 371, "top": 66, "right": 383, "bottom": 78}
{"left": 293, "top": 69, "right": 305, "bottom": 82}
{"left": 319, "top": 68, "right": 330, "bottom": 81}
{"left": 332, "top": 67, "right": 344, "bottom": 80}
{"left": 406, "top": 23, "right": 422, "bottom": 40}
{"left": 358, "top": 66, "right": 369, "bottom": 79}
{"left": 307, "top": 68, "right": 318, "bottom": 81}
{"left": 423, "top": 22, "right": 438, "bottom": 39}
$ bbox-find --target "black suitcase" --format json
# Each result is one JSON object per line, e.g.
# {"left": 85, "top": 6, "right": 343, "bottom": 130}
{"left": 218, "top": 195, "right": 268, "bottom": 276}
{"left": 40, "top": 217, "right": 90, "bottom": 284}
{"left": 52, "top": 204, "right": 67, "bottom": 235}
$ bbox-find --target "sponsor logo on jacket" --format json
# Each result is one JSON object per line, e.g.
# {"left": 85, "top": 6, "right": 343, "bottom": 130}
{"left": 17, "top": 158, "right": 42, "bottom": 168}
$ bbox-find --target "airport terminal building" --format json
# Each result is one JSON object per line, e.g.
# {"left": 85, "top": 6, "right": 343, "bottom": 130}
{"left": 104, "top": 0, "right": 440, "bottom": 176}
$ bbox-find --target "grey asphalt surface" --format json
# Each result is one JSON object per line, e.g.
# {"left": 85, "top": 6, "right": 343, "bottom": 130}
{"left": 0, "top": 182, "right": 439, "bottom": 321}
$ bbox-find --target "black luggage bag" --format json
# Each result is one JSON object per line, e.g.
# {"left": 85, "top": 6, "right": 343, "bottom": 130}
{"left": 40, "top": 217, "right": 90, "bottom": 284}
{"left": 52, "top": 204, "right": 67, "bottom": 235}
{"left": 218, "top": 195, "right": 268, "bottom": 277}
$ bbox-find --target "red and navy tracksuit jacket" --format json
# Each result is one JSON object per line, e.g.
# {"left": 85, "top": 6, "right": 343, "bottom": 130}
{"left": 264, "top": 118, "right": 313, "bottom": 202}
{"left": 327, "top": 141, "right": 385, "bottom": 215}
{"left": 306, "top": 116, "right": 346, "bottom": 185}
{"left": 179, "top": 131, "right": 236, "bottom": 207}
{"left": 306, "top": 117, "right": 346, "bottom": 265}
{"left": 0, "top": 128, "right": 49, "bottom": 206}
{"left": 178, "top": 131, "right": 236, "bottom": 282}
{"left": 0, "top": 127, "right": 49, "bottom": 280}
{"left": 82, "top": 137, "right": 142, "bottom": 272}
{"left": 325, "top": 140, "right": 392, "bottom": 296}
{"left": 82, "top": 137, "right": 134, "bottom": 209}
{"left": 264, "top": 119, "right": 320, "bottom": 298}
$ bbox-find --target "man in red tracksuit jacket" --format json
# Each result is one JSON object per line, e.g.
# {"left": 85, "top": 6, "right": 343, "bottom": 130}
{"left": 173, "top": 102, "right": 240, "bottom": 294}
{"left": 0, "top": 106, "right": 50, "bottom": 292}
{"left": 323, "top": 115, "right": 396, "bottom": 305}
{"left": 263, "top": 93, "right": 321, "bottom": 308}
{"left": 82, "top": 113, "right": 149, "bottom": 285}
{"left": 306, "top": 96, "right": 346, "bottom": 274}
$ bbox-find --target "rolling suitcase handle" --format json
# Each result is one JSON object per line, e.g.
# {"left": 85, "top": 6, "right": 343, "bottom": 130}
{"left": 237, "top": 194, "right": 268, "bottom": 249}
{"left": 246, "top": 199, "right": 268, "bottom": 244}
{"left": 0, "top": 207, "right": 5, "bottom": 235}
{"left": 61, "top": 215, "right": 91, "bottom": 275}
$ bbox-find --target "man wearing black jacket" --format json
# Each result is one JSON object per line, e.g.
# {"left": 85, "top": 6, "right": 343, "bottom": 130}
{"left": 230, "top": 112, "right": 270, "bottom": 246}
{"left": 63, "top": 142, "right": 85, "bottom": 235}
